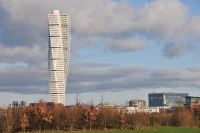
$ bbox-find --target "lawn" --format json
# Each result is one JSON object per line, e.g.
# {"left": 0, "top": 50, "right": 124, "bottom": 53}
{"left": 44, "top": 126, "right": 200, "bottom": 133}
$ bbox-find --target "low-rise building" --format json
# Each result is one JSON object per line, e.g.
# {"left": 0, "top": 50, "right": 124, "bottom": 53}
{"left": 185, "top": 96, "right": 200, "bottom": 108}
{"left": 128, "top": 100, "right": 146, "bottom": 108}
{"left": 126, "top": 99, "right": 159, "bottom": 114}
{"left": 126, "top": 106, "right": 159, "bottom": 114}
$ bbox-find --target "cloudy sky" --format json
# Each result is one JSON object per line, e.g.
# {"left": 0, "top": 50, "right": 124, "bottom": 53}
{"left": 0, "top": 0, "right": 200, "bottom": 106}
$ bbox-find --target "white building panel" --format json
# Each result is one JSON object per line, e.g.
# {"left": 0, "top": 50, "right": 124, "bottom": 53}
{"left": 49, "top": 82, "right": 66, "bottom": 93}
{"left": 50, "top": 37, "right": 62, "bottom": 47}
{"left": 49, "top": 94, "right": 65, "bottom": 104}
{"left": 49, "top": 25, "right": 62, "bottom": 36}
{"left": 49, "top": 71, "right": 65, "bottom": 81}
{"left": 49, "top": 60, "right": 64, "bottom": 70}
{"left": 48, "top": 14, "right": 61, "bottom": 25}
{"left": 49, "top": 48, "right": 63, "bottom": 59}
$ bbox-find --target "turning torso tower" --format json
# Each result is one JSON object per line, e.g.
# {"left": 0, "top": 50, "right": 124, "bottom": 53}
{"left": 48, "top": 10, "right": 71, "bottom": 105}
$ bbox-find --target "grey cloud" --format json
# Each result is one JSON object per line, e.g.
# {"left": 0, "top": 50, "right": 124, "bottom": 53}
{"left": 67, "top": 66, "right": 200, "bottom": 93}
{"left": 161, "top": 35, "right": 200, "bottom": 58}
{"left": 0, "top": 62, "right": 199, "bottom": 94}
{"left": 151, "top": 69, "right": 199, "bottom": 81}
{"left": 72, "top": 62, "right": 119, "bottom": 68}
{"left": 187, "top": 67, "right": 200, "bottom": 73}
{"left": 0, "top": 86, "right": 47, "bottom": 94}
{"left": 103, "top": 37, "right": 147, "bottom": 52}
{"left": 162, "top": 41, "right": 190, "bottom": 58}
{"left": 0, "top": 66, "right": 48, "bottom": 94}
{"left": 0, "top": 0, "right": 56, "bottom": 47}
{"left": 67, "top": 66, "right": 151, "bottom": 93}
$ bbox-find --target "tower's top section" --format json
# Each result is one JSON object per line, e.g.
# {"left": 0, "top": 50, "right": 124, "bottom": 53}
{"left": 52, "top": 10, "right": 59, "bottom": 14}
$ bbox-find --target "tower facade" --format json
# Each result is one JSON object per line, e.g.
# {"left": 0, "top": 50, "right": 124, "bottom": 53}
{"left": 48, "top": 10, "right": 71, "bottom": 105}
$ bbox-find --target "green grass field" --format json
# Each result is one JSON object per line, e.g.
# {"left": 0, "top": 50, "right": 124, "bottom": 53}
{"left": 44, "top": 126, "right": 200, "bottom": 133}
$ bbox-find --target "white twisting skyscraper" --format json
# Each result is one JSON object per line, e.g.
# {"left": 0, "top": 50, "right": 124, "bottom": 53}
{"left": 48, "top": 10, "right": 71, "bottom": 105}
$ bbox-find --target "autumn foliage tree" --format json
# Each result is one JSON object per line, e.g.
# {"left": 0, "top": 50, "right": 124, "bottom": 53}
{"left": 28, "top": 100, "right": 53, "bottom": 131}
{"left": 84, "top": 105, "right": 98, "bottom": 130}
{"left": 20, "top": 113, "right": 30, "bottom": 132}
{"left": 1, "top": 100, "right": 200, "bottom": 132}
{"left": 119, "top": 109, "right": 126, "bottom": 129}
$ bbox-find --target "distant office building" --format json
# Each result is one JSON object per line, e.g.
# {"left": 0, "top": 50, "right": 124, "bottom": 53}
{"left": 20, "top": 101, "right": 26, "bottom": 106}
{"left": 48, "top": 10, "right": 71, "bottom": 105}
{"left": 12, "top": 101, "right": 18, "bottom": 107}
{"left": 128, "top": 100, "right": 146, "bottom": 108}
{"left": 11, "top": 101, "right": 26, "bottom": 107}
{"left": 148, "top": 92, "right": 188, "bottom": 108}
{"left": 185, "top": 96, "right": 200, "bottom": 108}
{"left": 29, "top": 102, "right": 55, "bottom": 106}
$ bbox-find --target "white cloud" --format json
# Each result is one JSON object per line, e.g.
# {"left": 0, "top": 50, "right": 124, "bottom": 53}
{"left": 133, "top": 0, "right": 188, "bottom": 38}
{"left": 70, "top": 0, "right": 134, "bottom": 35}
{"left": 0, "top": 0, "right": 199, "bottom": 95}
{"left": 0, "top": 0, "right": 134, "bottom": 37}
{"left": 185, "top": 16, "right": 200, "bottom": 36}
{"left": 71, "top": 35, "right": 96, "bottom": 48}
{"left": 1, "top": 0, "right": 199, "bottom": 56}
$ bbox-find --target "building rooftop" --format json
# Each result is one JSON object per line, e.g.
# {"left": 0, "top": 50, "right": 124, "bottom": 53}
{"left": 149, "top": 92, "right": 189, "bottom": 94}
{"left": 186, "top": 96, "right": 200, "bottom": 98}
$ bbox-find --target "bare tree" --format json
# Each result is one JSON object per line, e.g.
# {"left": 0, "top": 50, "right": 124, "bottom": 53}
{"left": 176, "top": 108, "right": 195, "bottom": 127}
{"left": 51, "top": 104, "right": 66, "bottom": 130}
{"left": 97, "top": 106, "right": 109, "bottom": 130}
{"left": 66, "top": 106, "right": 81, "bottom": 131}
{"left": 0, "top": 108, "right": 15, "bottom": 133}
{"left": 74, "top": 93, "right": 81, "bottom": 105}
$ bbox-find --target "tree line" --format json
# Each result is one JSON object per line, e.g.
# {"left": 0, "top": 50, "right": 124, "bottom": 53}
{"left": 0, "top": 99, "right": 199, "bottom": 133}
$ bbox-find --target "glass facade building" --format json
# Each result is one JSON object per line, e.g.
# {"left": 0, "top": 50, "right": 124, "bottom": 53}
{"left": 48, "top": 10, "right": 71, "bottom": 105}
{"left": 148, "top": 92, "right": 188, "bottom": 107}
